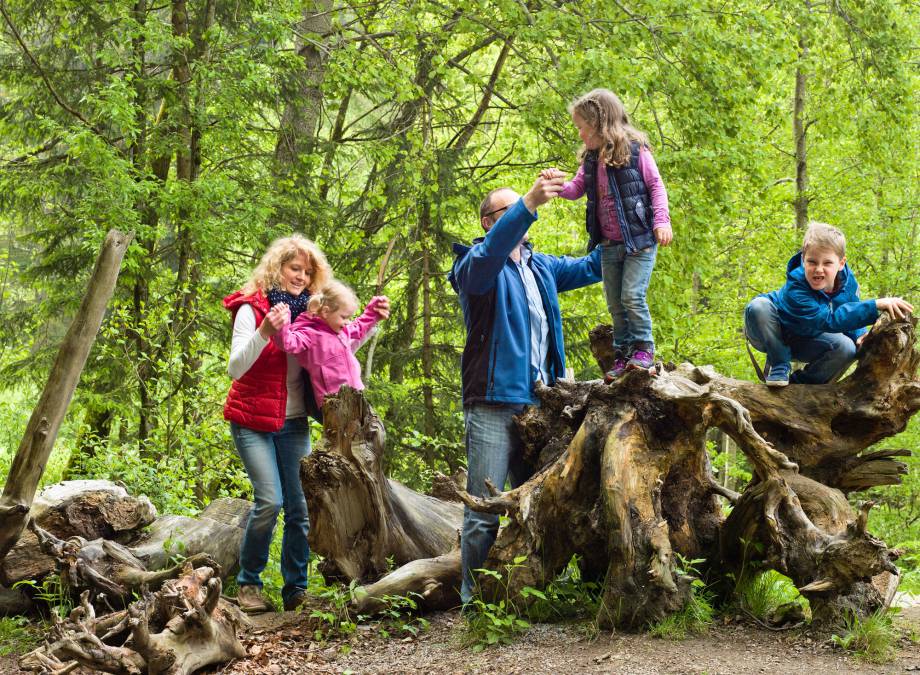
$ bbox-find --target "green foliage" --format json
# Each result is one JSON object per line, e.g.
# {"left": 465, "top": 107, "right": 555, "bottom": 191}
{"left": 309, "top": 582, "right": 358, "bottom": 641}
{"left": 0, "top": 616, "right": 38, "bottom": 656}
{"left": 13, "top": 574, "right": 73, "bottom": 619}
{"left": 463, "top": 556, "right": 532, "bottom": 652}
{"left": 831, "top": 609, "right": 900, "bottom": 664}
{"left": 522, "top": 555, "right": 601, "bottom": 623}
{"left": 371, "top": 594, "right": 430, "bottom": 639}
{"left": 647, "top": 555, "right": 715, "bottom": 640}
{"left": 734, "top": 569, "right": 808, "bottom": 621}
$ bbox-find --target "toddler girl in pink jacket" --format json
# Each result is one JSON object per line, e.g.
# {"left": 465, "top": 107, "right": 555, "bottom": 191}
{"left": 274, "top": 280, "right": 390, "bottom": 409}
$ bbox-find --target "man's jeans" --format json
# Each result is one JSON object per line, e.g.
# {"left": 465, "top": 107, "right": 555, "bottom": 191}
{"left": 231, "top": 417, "right": 311, "bottom": 603}
{"left": 744, "top": 296, "right": 857, "bottom": 384}
{"left": 601, "top": 243, "right": 657, "bottom": 351}
{"left": 461, "top": 403, "right": 531, "bottom": 604}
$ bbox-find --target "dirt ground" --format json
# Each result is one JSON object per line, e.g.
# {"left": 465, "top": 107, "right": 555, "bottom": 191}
{"left": 3, "top": 605, "right": 919, "bottom": 674}
{"left": 211, "top": 607, "right": 920, "bottom": 675}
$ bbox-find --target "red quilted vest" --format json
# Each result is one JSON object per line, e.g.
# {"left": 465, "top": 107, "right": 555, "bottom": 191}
{"left": 223, "top": 290, "right": 288, "bottom": 432}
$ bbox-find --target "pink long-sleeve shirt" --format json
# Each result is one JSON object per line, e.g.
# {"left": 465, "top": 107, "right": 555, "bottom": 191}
{"left": 274, "top": 298, "right": 383, "bottom": 409}
{"left": 559, "top": 146, "right": 670, "bottom": 243}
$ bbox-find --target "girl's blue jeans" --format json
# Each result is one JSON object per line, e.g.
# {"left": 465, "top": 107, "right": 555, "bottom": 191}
{"left": 601, "top": 242, "right": 657, "bottom": 352}
{"left": 744, "top": 296, "right": 857, "bottom": 384}
{"left": 230, "top": 418, "right": 311, "bottom": 604}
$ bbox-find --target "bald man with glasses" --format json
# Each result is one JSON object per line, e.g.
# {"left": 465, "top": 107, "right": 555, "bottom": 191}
{"left": 449, "top": 175, "right": 603, "bottom": 604}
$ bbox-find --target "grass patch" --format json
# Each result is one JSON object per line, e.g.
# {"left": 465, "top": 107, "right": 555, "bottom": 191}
{"left": 0, "top": 616, "right": 39, "bottom": 656}
{"left": 647, "top": 556, "right": 714, "bottom": 640}
{"left": 735, "top": 569, "right": 808, "bottom": 622}
{"left": 831, "top": 608, "right": 899, "bottom": 664}
{"left": 647, "top": 588, "right": 715, "bottom": 640}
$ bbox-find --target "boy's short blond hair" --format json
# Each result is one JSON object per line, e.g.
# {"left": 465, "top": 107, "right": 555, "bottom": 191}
{"left": 802, "top": 222, "right": 846, "bottom": 258}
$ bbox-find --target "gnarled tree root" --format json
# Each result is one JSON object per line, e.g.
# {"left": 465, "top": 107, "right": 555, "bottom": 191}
{"left": 20, "top": 564, "right": 245, "bottom": 675}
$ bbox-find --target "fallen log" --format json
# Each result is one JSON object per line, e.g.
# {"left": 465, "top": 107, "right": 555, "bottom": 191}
{"left": 1, "top": 481, "right": 157, "bottom": 587}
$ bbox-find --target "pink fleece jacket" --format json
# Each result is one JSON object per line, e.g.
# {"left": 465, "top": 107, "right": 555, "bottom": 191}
{"left": 274, "top": 297, "right": 383, "bottom": 409}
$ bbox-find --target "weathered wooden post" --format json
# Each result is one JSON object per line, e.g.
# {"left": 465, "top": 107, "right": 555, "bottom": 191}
{"left": 0, "top": 229, "right": 132, "bottom": 561}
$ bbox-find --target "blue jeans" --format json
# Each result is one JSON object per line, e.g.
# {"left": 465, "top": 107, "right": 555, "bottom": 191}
{"left": 744, "top": 296, "right": 857, "bottom": 384}
{"left": 460, "top": 403, "right": 532, "bottom": 604}
{"left": 601, "top": 242, "right": 657, "bottom": 352}
{"left": 231, "top": 417, "right": 311, "bottom": 603}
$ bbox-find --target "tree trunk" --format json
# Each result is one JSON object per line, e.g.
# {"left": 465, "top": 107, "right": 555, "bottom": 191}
{"left": 793, "top": 26, "right": 810, "bottom": 231}
{"left": 301, "top": 386, "right": 463, "bottom": 582}
{"left": 0, "top": 230, "right": 132, "bottom": 562}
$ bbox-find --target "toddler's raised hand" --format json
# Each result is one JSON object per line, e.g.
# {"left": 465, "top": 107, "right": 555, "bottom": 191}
{"left": 876, "top": 297, "right": 914, "bottom": 320}
{"left": 371, "top": 296, "right": 391, "bottom": 320}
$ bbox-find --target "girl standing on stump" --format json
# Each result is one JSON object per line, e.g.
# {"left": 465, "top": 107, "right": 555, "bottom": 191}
{"left": 543, "top": 88, "right": 672, "bottom": 381}
{"left": 223, "top": 235, "right": 331, "bottom": 613}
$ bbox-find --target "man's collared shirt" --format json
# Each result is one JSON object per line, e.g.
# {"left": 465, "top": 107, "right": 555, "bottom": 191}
{"left": 514, "top": 245, "right": 551, "bottom": 384}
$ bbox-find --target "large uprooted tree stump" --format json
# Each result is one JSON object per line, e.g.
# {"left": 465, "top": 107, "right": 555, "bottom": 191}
{"left": 308, "top": 316, "right": 917, "bottom": 630}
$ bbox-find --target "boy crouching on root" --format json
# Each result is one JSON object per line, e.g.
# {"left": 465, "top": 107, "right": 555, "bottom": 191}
{"left": 744, "top": 222, "right": 913, "bottom": 387}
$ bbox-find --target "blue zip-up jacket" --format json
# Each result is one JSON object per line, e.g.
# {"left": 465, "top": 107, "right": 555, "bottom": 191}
{"left": 764, "top": 252, "right": 878, "bottom": 342}
{"left": 449, "top": 198, "right": 602, "bottom": 405}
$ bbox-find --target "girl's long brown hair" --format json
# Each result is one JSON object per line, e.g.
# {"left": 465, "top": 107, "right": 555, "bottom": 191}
{"left": 570, "top": 88, "right": 649, "bottom": 168}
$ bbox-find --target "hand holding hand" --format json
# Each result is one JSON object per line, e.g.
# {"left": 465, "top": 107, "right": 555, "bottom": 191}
{"left": 259, "top": 303, "right": 289, "bottom": 338}
{"left": 654, "top": 226, "right": 673, "bottom": 247}
{"left": 539, "top": 167, "right": 566, "bottom": 181}
{"left": 875, "top": 297, "right": 914, "bottom": 320}
{"left": 522, "top": 175, "right": 564, "bottom": 212}
{"left": 371, "top": 296, "right": 391, "bottom": 320}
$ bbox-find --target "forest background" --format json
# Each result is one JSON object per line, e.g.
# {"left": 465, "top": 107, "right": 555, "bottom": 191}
{"left": 0, "top": 0, "right": 918, "bottom": 602}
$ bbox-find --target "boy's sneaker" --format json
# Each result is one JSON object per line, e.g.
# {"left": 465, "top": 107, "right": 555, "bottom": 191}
{"left": 237, "top": 585, "right": 271, "bottom": 614}
{"left": 765, "top": 362, "right": 791, "bottom": 387}
{"left": 604, "top": 356, "right": 628, "bottom": 383}
{"left": 627, "top": 349, "right": 655, "bottom": 370}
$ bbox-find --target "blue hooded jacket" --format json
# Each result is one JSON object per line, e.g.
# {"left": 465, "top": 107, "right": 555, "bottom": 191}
{"left": 764, "top": 252, "right": 878, "bottom": 343}
{"left": 449, "top": 198, "right": 602, "bottom": 405}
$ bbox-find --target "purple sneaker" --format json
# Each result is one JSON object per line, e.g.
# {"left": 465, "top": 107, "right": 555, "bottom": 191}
{"left": 627, "top": 349, "right": 655, "bottom": 370}
{"left": 604, "top": 357, "right": 628, "bottom": 383}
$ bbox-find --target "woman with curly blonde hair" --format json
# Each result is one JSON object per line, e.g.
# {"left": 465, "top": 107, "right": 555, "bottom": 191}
{"left": 223, "top": 235, "right": 331, "bottom": 614}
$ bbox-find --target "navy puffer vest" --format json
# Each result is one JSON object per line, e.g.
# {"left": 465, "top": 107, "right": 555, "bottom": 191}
{"left": 583, "top": 142, "right": 654, "bottom": 254}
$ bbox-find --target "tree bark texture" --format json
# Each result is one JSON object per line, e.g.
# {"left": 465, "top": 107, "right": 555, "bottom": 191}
{"left": 1, "top": 481, "right": 250, "bottom": 605}
{"left": 307, "top": 317, "right": 917, "bottom": 630}
{"left": 19, "top": 564, "right": 246, "bottom": 675}
{"left": 0, "top": 230, "right": 133, "bottom": 562}
{"left": 300, "top": 386, "right": 463, "bottom": 582}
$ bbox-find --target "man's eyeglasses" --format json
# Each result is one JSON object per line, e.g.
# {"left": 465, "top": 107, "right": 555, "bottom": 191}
{"left": 483, "top": 205, "right": 510, "bottom": 219}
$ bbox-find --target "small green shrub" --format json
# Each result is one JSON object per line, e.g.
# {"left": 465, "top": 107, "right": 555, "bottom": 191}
{"left": 0, "top": 616, "right": 38, "bottom": 656}
{"left": 523, "top": 555, "right": 601, "bottom": 622}
{"left": 374, "top": 593, "right": 430, "bottom": 638}
{"left": 831, "top": 609, "right": 899, "bottom": 664}
{"left": 647, "top": 555, "right": 714, "bottom": 640}
{"left": 735, "top": 569, "right": 808, "bottom": 621}
{"left": 463, "top": 556, "right": 532, "bottom": 652}
{"left": 13, "top": 574, "right": 73, "bottom": 619}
